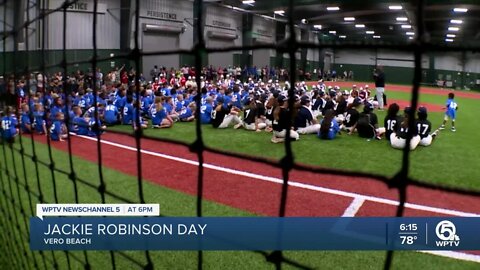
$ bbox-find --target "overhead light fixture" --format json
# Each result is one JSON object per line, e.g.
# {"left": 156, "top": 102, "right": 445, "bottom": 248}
{"left": 242, "top": 0, "right": 255, "bottom": 4}
{"left": 301, "top": 18, "right": 308, "bottom": 24}
{"left": 366, "top": 31, "right": 375, "bottom": 34}
{"left": 339, "top": 35, "right": 346, "bottom": 38}
{"left": 406, "top": 32, "right": 415, "bottom": 35}
{"left": 450, "top": 19, "right": 463, "bottom": 24}
{"left": 313, "top": 25, "right": 322, "bottom": 29}
{"left": 448, "top": 27, "right": 460, "bottom": 31}
{"left": 389, "top": 5, "right": 402, "bottom": 10}
{"left": 445, "top": 38, "right": 454, "bottom": 42}
{"left": 446, "top": 34, "right": 456, "bottom": 38}
{"left": 344, "top": 17, "right": 355, "bottom": 21}
{"left": 327, "top": 7, "right": 340, "bottom": 11}
{"left": 408, "top": 36, "right": 414, "bottom": 40}
{"left": 453, "top": 8, "right": 468, "bottom": 13}
{"left": 274, "top": 10, "right": 285, "bottom": 15}
{"left": 373, "top": 35, "right": 381, "bottom": 38}
{"left": 355, "top": 24, "right": 365, "bottom": 28}
{"left": 401, "top": 25, "right": 412, "bottom": 29}
{"left": 396, "top": 17, "right": 408, "bottom": 22}
{"left": 329, "top": 30, "right": 337, "bottom": 34}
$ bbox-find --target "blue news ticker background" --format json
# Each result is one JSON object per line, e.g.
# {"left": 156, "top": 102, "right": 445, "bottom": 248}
{"left": 30, "top": 217, "right": 480, "bottom": 251}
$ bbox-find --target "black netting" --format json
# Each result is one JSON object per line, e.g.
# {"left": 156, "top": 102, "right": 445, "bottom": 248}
{"left": 0, "top": 0, "right": 479, "bottom": 269}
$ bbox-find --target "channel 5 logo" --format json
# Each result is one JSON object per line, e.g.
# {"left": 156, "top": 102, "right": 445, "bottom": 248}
{"left": 435, "top": 220, "right": 460, "bottom": 247}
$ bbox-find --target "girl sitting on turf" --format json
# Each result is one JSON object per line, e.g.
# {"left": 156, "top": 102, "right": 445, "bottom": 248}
{"left": 383, "top": 103, "right": 402, "bottom": 141}
{"left": 318, "top": 109, "right": 340, "bottom": 140}
{"left": 150, "top": 96, "right": 173, "bottom": 128}
{"left": 416, "top": 106, "right": 439, "bottom": 147}
{"left": 352, "top": 102, "right": 385, "bottom": 140}
{"left": 271, "top": 95, "right": 299, "bottom": 143}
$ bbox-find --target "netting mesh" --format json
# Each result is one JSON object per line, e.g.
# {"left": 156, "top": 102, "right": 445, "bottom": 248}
{"left": 0, "top": 0, "right": 479, "bottom": 269}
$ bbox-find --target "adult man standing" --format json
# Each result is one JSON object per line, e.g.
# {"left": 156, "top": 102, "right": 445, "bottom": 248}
{"left": 373, "top": 65, "right": 385, "bottom": 110}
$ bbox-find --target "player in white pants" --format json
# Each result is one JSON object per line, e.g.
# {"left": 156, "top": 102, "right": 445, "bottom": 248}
{"left": 390, "top": 133, "right": 421, "bottom": 150}
{"left": 416, "top": 107, "right": 438, "bottom": 146}
{"left": 218, "top": 114, "right": 242, "bottom": 128}
{"left": 295, "top": 96, "right": 320, "bottom": 134}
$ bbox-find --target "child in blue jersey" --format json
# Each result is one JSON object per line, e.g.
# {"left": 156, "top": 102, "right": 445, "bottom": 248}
{"left": 179, "top": 102, "right": 196, "bottom": 122}
{"left": 20, "top": 104, "right": 32, "bottom": 134}
{"left": 1, "top": 107, "right": 19, "bottom": 143}
{"left": 104, "top": 100, "right": 119, "bottom": 125}
{"left": 32, "top": 103, "right": 47, "bottom": 135}
{"left": 318, "top": 109, "right": 340, "bottom": 140}
{"left": 122, "top": 96, "right": 134, "bottom": 125}
{"left": 84, "top": 103, "right": 105, "bottom": 119}
{"left": 87, "top": 117, "right": 106, "bottom": 137}
{"left": 85, "top": 88, "right": 94, "bottom": 108}
{"left": 132, "top": 105, "right": 147, "bottom": 131}
{"left": 50, "top": 112, "right": 67, "bottom": 141}
{"left": 150, "top": 97, "right": 173, "bottom": 128}
{"left": 175, "top": 94, "right": 186, "bottom": 113}
{"left": 73, "top": 89, "right": 88, "bottom": 111}
{"left": 200, "top": 97, "right": 214, "bottom": 124}
{"left": 141, "top": 90, "right": 153, "bottom": 117}
{"left": 440, "top": 92, "right": 458, "bottom": 132}
{"left": 72, "top": 107, "right": 89, "bottom": 135}
{"left": 164, "top": 96, "right": 179, "bottom": 122}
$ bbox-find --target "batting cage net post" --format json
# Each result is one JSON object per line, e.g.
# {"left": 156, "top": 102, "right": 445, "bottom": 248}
{"left": 0, "top": 0, "right": 480, "bottom": 270}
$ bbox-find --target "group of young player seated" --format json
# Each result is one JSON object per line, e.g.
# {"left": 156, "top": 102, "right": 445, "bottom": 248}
{"left": 1, "top": 75, "right": 446, "bottom": 151}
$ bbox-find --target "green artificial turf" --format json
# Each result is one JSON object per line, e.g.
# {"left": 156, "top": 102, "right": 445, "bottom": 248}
{"left": 109, "top": 89, "right": 480, "bottom": 191}
{"left": 0, "top": 139, "right": 479, "bottom": 269}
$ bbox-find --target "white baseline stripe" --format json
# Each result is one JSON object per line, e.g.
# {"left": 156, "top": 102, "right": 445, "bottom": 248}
{"left": 418, "top": 251, "right": 480, "bottom": 263}
{"left": 74, "top": 134, "right": 480, "bottom": 218}
{"left": 342, "top": 198, "right": 365, "bottom": 217}
{"left": 73, "top": 134, "right": 480, "bottom": 263}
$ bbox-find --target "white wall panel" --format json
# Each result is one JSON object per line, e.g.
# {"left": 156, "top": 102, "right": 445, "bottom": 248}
{"left": 0, "top": 2, "right": 17, "bottom": 52}
{"left": 465, "top": 52, "right": 480, "bottom": 73}
{"left": 46, "top": 0, "right": 120, "bottom": 50}
{"left": 135, "top": 0, "right": 193, "bottom": 51}
{"left": 307, "top": 31, "right": 318, "bottom": 61}
{"left": 434, "top": 52, "right": 462, "bottom": 71}
{"left": 334, "top": 49, "right": 376, "bottom": 65}
{"left": 252, "top": 15, "right": 275, "bottom": 66}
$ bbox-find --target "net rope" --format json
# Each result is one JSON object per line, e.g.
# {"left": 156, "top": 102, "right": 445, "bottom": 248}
{"left": 0, "top": 0, "right": 479, "bottom": 269}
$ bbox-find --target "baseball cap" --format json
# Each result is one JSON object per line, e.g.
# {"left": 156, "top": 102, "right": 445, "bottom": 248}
{"left": 277, "top": 95, "right": 286, "bottom": 103}
{"left": 342, "top": 90, "right": 349, "bottom": 96}
{"left": 300, "top": 95, "right": 310, "bottom": 104}
{"left": 404, "top": 106, "right": 412, "bottom": 114}
{"left": 216, "top": 96, "right": 224, "bottom": 103}
{"left": 365, "top": 102, "right": 374, "bottom": 110}
{"left": 352, "top": 97, "right": 362, "bottom": 106}
{"left": 418, "top": 106, "right": 427, "bottom": 114}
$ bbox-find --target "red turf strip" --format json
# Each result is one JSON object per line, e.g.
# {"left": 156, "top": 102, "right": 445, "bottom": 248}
{"left": 386, "top": 99, "right": 444, "bottom": 112}
{"left": 31, "top": 132, "right": 480, "bottom": 218}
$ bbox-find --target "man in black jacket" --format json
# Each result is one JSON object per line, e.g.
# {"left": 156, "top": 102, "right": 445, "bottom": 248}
{"left": 373, "top": 65, "right": 386, "bottom": 110}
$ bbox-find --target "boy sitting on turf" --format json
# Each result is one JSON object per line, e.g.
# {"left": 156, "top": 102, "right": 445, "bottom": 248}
{"left": 50, "top": 112, "right": 68, "bottom": 142}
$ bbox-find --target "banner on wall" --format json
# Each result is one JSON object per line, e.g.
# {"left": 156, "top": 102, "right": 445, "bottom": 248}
{"left": 46, "top": 0, "right": 107, "bottom": 14}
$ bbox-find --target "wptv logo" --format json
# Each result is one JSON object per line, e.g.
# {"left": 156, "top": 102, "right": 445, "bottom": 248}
{"left": 435, "top": 220, "right": 460, "bottom": 247}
